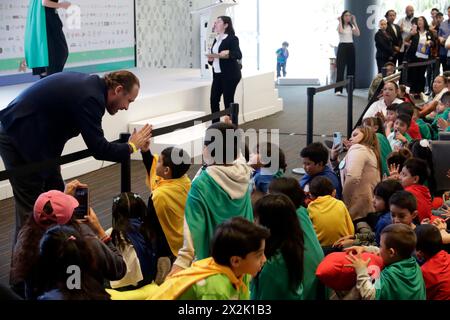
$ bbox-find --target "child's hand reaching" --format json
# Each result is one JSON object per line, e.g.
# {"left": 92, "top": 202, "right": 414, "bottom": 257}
{"left": 141, "top": 139, "right": 151, "bottom": 153}
{"left": 344, "top": 252, "right": 371, "bottom": 274}
{"left": 388, "top": 163, "right": 400, "bottom": 180}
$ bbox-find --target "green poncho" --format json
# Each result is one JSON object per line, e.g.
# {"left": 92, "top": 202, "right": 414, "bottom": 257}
{"left": 296, "top": 207, "right": 324, "bottom": 300}
{"left": 251, "top": 252, "right": 303, "bottom": 300}
{"left": 185, "top": 168, "right": 253, "bottom": 260}
{"left": 376, "top": 133, "right": 392, "bottom": 177}
{"left": 376, "top": 257, "right": 426, "bottom": 300}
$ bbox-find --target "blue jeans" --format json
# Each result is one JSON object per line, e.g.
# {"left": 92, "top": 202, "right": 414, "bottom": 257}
{"left": 277, "top": 62, "right": 286, "bottom": 77}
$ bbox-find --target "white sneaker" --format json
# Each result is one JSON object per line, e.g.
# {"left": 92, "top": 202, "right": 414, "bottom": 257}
{"left": 335, "top": 91, "right": 344, "bottom": 96}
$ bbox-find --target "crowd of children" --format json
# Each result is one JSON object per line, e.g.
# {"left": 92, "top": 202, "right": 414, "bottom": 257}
{"left": 3, "top": 69, "right": 450, "bottom": 301}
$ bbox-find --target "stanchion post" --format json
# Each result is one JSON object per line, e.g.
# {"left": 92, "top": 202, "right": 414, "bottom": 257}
{"left": 230, "top": 103, "right": 239, "bottom": 126}
{"left": 120, "top": 132, "right": 131, "bottom": 193}
{"left": 306, "top": 87, "right": 316, "bottom": 146}
{"left": 346, "top": 76, "right": 354, "bottom": 139}
{"left": 402, "top": 61, "right": 408, "bottom": 85}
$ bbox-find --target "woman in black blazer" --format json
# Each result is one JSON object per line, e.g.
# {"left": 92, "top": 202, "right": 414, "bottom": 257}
{"left": 375, "top": 19, "right": 394, "bottom": 73}
{"left": 207, "top": 16, "right": 242, "bottom": 125}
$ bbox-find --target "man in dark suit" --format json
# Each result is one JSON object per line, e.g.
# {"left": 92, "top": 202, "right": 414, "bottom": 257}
{"left": 0, "top": 70, "right": 152, "bottom": 237}
{"left": 385, "top": 10, "right": 403, "bottom": 66}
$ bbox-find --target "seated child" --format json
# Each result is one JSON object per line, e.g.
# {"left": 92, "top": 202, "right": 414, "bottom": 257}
{"left": 386, "top": 148, "right": 412, "bottom": 180}
{"left": 171, "top": 122, "right": 254, "bottom": 274}
{"left": 300, "top": 142, "right": 342, "bottom": 199}
{"left": 400, "top": 158, "right": 432, "bottom": 222}
{"left": 390, "top": 190, "right": 420, "bottom": 229}
{"left": 141, "top": 143, "right": 192, "bottom": 263}
{"left": 148, "top": 217, "right": 270, "bottom": 300}
{"left": 346, "top": 224, "right": 426, "bottom": 300}
{"left": 252, "top": 194, "right": 305, "bottom": 300}
{"left": 251, "top": 142, "right": 287, "bottom": 194}
{"left": 387, "top": 113, "right": 413, "bottom": 151}
{"left": 383, "top": 103, "right": 398, "bottom": 137}
{"left": 413, "top": 106, "right": 433, "bottom": 140}
{"left": 408, "top": 139, "right": 436, "bottom": 196}
{"left": 307, "top": 176, "right": 354, "bottom": 248}
{"left": 108, "top": 192, "right": 163, "bottom": 289}
{"left": 397, "top": 102, "right": 422, "bottom": 140}
{"left": 334, "top": 180, "right": 403, "bottom": 248}
{"left": 268, "top": 177, "right": 324, "bottom": 300}
{"left": 37, "top": 225, "right": 110, "bottom": 300}
{"left": 415, "top": 224, "right": 450, "bottom": 300}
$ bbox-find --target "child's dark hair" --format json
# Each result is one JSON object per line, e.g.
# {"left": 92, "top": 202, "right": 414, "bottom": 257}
{"left": 397, "top": 102, "right": 414, "bottom": 118}
{"left": 160, "top": 147, "right": 191, "bottom": 179}
{"left": 387, "top": 148, "right": 412, "bottom": 172}
{"left": 300, "top": 142, "right": 329, "bottom": 166}
{"left": 204, "top": 122, "right": 241, "bottom": 164}
{"left": 408, "top": 140, "right": 435, "bottom": 194}
{"left": 212, "top": 217, "right": 270, "bottom": 266}
{"left": 256, "top": 142, "right": 287, "bottom": 172}
{"left": 381, "top": 224, "right": 417, "bottom": 260}
{"left": 111, "top": 192, "right": 151, "bottom": 250}
{"left": 374, "top": 180, "right": 404, "bottom": 212}
{"left": 268, "top": 177, "right": 306, "bottom": 208}
{"left": 415, "top": 224, "right": 442, "bottom": 258}
{"left": 363, "top": 117, "right": 385, "bottom": 135}
{"left": 389, "top": 191, "right": 417, "bottom": 213}
{"left": 396, "top": 113, "right": 412, "bottom": 128}
{"left": 253, "top": 194, "right": 304, "bottom": 291}
{"left": 37, "top": 225, "right": 109, "bottom": 300}
{"left": 386, "top": 103, "right": 399, "bottom": 112}
{"left": 404, "top": 158, "right": 429, "bottom": 185}
{"left": 309, "top": 176, "right": 335, "bottom": 197}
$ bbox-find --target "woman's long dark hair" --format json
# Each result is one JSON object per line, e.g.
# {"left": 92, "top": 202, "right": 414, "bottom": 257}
{"left": 254, "top": 194, "right": 304, "bottom": 291}
{"left": 218, "top": 16, "right": 235, "bottom": 36}
{"left": 36, "top": 225, "right": 109, "bottom": 300}
{"left": 417, "top": 16, "right": 430, "bottom": 31}
{"left": 111, "top": 192, "right": 151, "bottom": 250}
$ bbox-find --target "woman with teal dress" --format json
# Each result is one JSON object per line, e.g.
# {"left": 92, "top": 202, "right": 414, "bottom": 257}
{"left": 25, "top": 0, "right": 71, "bottom": 78}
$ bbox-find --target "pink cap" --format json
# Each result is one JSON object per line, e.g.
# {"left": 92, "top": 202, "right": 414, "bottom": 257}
{"left": 33, "top": 190, "right": 79, "bottom": 228}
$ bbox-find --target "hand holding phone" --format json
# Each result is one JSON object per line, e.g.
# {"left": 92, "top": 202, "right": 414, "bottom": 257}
{"left": 333, "top": 132, "right": 343, "bottom": 152}
{"left": 73, "top": 187, "right": 89, "bottom": 220}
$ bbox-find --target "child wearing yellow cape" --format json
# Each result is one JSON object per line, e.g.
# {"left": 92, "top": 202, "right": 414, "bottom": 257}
{"left": 141, "top": 143, "right": 191, "bottom": 260}
{"left": 107, "top": 217, "right": 269, "bottom": 300}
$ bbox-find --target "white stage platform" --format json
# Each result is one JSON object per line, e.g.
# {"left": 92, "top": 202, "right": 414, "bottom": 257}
{"left": 0, "top": 68, "right": 283, "bottom": 200}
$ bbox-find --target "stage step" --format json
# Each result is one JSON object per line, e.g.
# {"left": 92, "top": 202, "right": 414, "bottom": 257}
{"left": 129, "top": 111, "right": 208, "bottom": 160}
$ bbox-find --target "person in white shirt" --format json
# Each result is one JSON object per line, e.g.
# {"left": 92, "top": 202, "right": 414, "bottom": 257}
{"left": 398, "top": 5, "right": 415, "bottom": 64}
{"left": 335, "top": 10, "right": 360, "bottom": 96}
{"left": 364, "top": 81, "right": 403, "bottom": 119}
